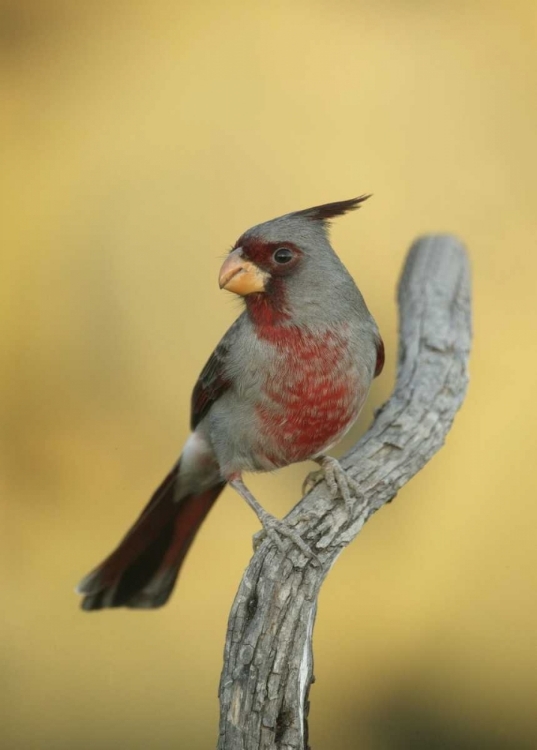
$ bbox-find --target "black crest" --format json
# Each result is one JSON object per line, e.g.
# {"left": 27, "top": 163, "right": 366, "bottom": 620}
{"left": 292, "top": 195, "right": 371, "bottom": 223}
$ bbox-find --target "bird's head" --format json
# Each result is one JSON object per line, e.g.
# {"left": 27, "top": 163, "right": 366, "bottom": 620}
{"left": 218, "top": 196, "right": 370, "bottom": 327}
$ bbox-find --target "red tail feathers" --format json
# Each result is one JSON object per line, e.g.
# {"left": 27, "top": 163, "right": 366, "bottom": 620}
{"left": 77, "top": 464, "right": 225, "bottom": 609}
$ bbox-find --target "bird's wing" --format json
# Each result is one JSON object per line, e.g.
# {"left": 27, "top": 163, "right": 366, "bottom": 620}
{"left": 374, "top": 336, "right": 385, "bottom": 378}
{"left": 190, "top": 319, "right": 241, "bottom": 430}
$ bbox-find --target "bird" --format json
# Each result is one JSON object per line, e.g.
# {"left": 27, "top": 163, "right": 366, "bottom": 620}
{"left": 77, "top": 196, "right": 384, "bottom": 610}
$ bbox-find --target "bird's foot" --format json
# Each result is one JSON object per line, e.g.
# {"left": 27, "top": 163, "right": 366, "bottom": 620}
{"left": 303, "top": 456, "right": 363, "bottom": 514}
{"left": 302, "top": 468, "right": 325, "bottom": 495}
{"left": 253, "top": 511, "right": 320, "bottom": 564}
{"left": 228, "top": 476, "right": 319, "bottom": 563}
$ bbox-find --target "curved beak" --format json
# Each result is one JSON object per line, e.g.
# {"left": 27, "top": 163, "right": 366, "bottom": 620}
{"left": 218, "top": 248, "right": 268, "bottom": 296}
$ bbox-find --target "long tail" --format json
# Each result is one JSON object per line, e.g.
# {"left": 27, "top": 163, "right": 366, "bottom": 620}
{"left": 77, "top": 463, "right": 226, "bottom": 610}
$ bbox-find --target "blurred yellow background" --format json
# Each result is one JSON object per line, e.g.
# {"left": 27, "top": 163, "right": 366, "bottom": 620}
{"left": 2, "top": 1, "right": 537, "bottom": 748}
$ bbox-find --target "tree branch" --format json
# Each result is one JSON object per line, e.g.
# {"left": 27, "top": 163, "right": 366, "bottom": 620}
{"left": 217, "top": 235, "right": 471, "bottom": 750}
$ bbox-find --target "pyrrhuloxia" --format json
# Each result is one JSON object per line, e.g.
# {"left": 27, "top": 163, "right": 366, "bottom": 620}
{"left": 77, "top": 197, "right": 384, "bottom": 609}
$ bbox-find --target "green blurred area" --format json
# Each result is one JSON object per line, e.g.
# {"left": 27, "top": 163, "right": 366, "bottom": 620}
{"left": 1, "top": 1, "right": 537, "bottom": 748}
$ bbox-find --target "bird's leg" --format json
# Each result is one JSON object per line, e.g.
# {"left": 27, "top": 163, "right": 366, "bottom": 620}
{"left": 229, "top": 476, "right": 318, "bottom": 562}
{"left": 302, "top": 455, "right": 363, "bottom": 513}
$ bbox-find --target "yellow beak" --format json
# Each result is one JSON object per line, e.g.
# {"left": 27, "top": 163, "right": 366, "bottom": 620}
{"left": 218, "top": 248, "right": 268, "bottom": 296}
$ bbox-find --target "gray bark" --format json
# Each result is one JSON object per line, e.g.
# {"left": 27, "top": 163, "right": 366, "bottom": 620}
{"left": 217, "top": 235, "right": 472, "bottom": 750}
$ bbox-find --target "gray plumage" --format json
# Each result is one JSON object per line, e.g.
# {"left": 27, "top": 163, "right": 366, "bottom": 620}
{"left": 77, "top": 197, "right": 383, "bottom": 610}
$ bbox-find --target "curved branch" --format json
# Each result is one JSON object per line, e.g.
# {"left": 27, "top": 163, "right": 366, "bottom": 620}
{"left": 217, "top": 235, "right": 471, "bottom": 750}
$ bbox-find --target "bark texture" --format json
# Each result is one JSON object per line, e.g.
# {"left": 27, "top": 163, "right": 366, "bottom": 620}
{"left": 217, "top": 235, "right": 472, "bottom": 750}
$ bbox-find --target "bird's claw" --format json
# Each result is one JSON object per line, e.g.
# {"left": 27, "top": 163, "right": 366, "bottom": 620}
{"left": 304, "top": 456, "right": 364, "bottom": 514}
{"left": 302, "top": 469, "right": 325, "bottom": 496}
{"left": 253, "top": 513, "right": 320, "bottom": 565}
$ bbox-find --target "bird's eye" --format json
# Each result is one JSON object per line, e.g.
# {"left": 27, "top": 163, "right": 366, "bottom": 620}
{"left": 273, "top": 247, "right": 294, "bottom": 264}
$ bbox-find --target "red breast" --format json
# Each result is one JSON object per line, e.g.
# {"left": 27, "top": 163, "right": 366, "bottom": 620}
{"left": 254, "top": 326, "right": 365, "bottom": 466}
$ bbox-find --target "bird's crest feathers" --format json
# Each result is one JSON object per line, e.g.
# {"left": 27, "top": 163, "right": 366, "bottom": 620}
{"left": 291, "top": 195, "right": 371, "bottom": 223}
{"left": 238, "top": 195, "right": 371, "bottom": 249}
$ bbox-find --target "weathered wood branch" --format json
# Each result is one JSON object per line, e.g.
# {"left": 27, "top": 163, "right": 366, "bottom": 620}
{"left": 217, "top": 235, "right": 471, "bottom": 750}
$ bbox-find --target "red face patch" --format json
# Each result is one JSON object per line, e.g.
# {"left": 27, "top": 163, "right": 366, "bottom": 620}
{"left": 234, "top": 236, "right": 303, "bottom": 276}
{"left": 231, "top": 237, "right": 304, "bottom": 328}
